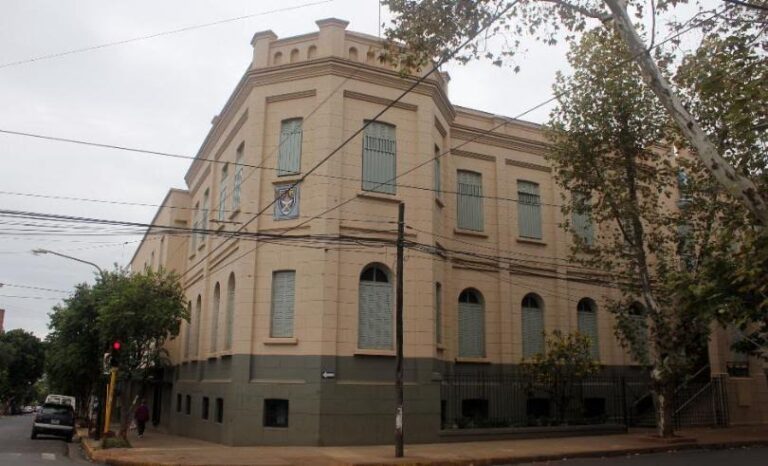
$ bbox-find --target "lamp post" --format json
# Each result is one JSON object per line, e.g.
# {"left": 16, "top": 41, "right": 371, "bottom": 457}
{"left": 31, "top": 248, "right": 106, "bottom": 439}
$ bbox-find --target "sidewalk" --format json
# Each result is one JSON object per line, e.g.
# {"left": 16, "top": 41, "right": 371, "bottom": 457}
{"left": 81, "top": 425, "right": 768, "bottom": 466}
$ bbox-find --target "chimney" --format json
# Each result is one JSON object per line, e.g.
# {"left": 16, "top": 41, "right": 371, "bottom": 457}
{"left": 0, "top": 308, "right": 5, "bottom": 334}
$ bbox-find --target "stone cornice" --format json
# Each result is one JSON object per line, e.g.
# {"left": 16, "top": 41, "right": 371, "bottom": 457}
{"left": 505, "top": 158, "right": 552, "bottom": 173}
{"left": 266, "top": 89, "right": 317, "bottom": 104}
{"left": 343, "top": 90, "right": 418, "bottom": 112}
{"left": 452, "top": 149, "right": 496, "bottom": 163}
{"left": 451, "top": 124, "right": 549, "bottom": 157}
{"left": 434, "top": 117, "right": 447, "bottom": 137}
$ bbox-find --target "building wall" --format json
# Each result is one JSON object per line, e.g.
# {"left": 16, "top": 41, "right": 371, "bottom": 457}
{"left": 130, "top": 18, "right": 765, "bottom": 445}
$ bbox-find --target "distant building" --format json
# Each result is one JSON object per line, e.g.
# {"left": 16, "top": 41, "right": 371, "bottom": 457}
{"left": 131, "top": 18, "right": 768, "bottom": 446}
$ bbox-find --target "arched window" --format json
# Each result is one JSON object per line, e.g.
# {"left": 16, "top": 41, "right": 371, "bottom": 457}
{"left": 458, "top": 288, "right": 485, "bottom": 358}
{"left": 193, "top": 295, "right": 202, "bottom": 358}
{"left": 521, "top": 293, "right": 544, "bottom": 358}
{"left": 210, "top": 283, "right": 221, "bottom": 353}
{"left": 307, "top": 45, "right": 317, "bottom": 60}
{"left": 577, "top": 298, "right": 599, "bottom": 359}
{"left": 358, "top": 264, "right": 392, "bottom": 350}
{"left": 289, "top": 48, "right": 299, "bottom": 63}
{"left": 348, "top": 46, "right": 358, "bottom": 61}
{"left": 225, "top": 273, "right": 235, "bottom": 351}
{"left": 273, "top": 51, "right": 283, "bottom": 65}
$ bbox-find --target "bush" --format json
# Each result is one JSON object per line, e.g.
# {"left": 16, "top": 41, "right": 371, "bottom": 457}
{"left": 102, "top": 436, "right": 131, "bottom": 449}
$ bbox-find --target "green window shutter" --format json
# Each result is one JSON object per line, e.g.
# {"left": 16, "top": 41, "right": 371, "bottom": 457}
{"left": 210, "top": 285, "right": 220, "bottom": 353}
{"left": 358, "top": 279, "right": 392, "bottom": 349}
{"left": 458, "top": 301, "right": 485, "bottom": 358}
{"left": 278, "top": 119, "right": 303, "bottom": 176}
{"left": 362, "top": 122, "right": 396, "bottom": 194}
{"left": 270, "top": 271, "right": 296, "bottom": 338}
{"left": 457, "top": 170, "right": 484, "bottom": 231}
{"left": 522, "top": 304, "right": 544, "bottom": 358}
{"left": 577, "top": 303, "right": 599, "bottom": 360}
{"left": 518, "top": 181, "right": 542, "bottom": 239}
{"left": 224, "top": 275, "right": 235, "bottom": 351}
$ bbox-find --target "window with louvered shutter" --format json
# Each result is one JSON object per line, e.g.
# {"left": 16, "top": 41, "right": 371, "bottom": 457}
{"left": 270, "top": 271, "right": 296, "bottom": 338}
{"left": 210, "top": 283, "right": 220, "bottom": 353}
{"left": 458, "top": 289, "right": 485, "bottom": 358}
{"left": 522, "top": 294, "right": 544, "bottom": 358}
{"left": 224, "top": 273, "right": 235, "bottom": 350}
{"left": 358, "top": 265, "right": 392, "bottom": 349}
{"left": 218, "top": 165, "right": 228, "bottom": 222}
{"left": 457, "top": 170, "right": 484, "bottom": 231}
{"left": 434, "top": 146, "right": 441, "bottom": 197}
{"left": 577, "top": 298, "right": 599, "bottom": 360}
{"left": 518, "top": 181, "right": 542, "bottom": 239}
{"left": 192, "top": 295, "right": 202, "bottom": 358}
{"left": 435, "top": 282, "right": 442, "bottom": 344}
{"left": 278, "top": 119, "right": 302, "bottom": 176}
{"left": 232, "top": 144, "right": 244, "bottom": 210}
{"left": 362, "top": 122, "right": 396, "bottom": 194}
{"left": 572, "top": 192, "right": 593, "bottom": 245}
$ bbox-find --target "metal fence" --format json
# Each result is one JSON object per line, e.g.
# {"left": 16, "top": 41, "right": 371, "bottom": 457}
{"left": 440, "top": 371, "right": 728, "bottom": 430}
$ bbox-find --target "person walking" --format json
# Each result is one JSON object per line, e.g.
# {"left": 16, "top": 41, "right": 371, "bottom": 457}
{"left": 134, "top": 400, "right": 150, "bottom": 438}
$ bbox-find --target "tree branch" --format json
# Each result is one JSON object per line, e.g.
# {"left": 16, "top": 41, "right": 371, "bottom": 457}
{"left": 537, "top": 0, "right": 613, "bottom": 21}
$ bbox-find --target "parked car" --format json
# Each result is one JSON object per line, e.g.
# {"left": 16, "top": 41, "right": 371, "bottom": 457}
{"left": 31, "top": 403, "right": 75, "bottom": 442}
{"left": 22, "top": 405, "right": 35, "bottom": 414}
{"left": 44, "top": 394, "right": 76, "bottom": 412}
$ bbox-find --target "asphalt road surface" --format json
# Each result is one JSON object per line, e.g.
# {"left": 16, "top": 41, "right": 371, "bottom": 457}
{"left": 519, "top": 446, "right": 768, "bottom": 465}
{"left": 0, "top": 413, "right": 91, "bottom": 465}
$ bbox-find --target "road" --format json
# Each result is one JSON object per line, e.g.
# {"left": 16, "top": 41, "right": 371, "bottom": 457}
{"left": 520, "top": 446, "right": 768, "bottom": 465}
{"left": 0, "top": 413, "right": 91, "bottom": 465}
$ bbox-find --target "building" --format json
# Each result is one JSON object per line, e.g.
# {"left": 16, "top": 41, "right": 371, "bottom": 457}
{"left": 130, "top": 19, "right": 768, "bottom": 446}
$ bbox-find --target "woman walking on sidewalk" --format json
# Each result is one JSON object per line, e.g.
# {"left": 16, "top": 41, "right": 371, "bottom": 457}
{"left": 134, "top": 400, "right": 150, "bottom": 438}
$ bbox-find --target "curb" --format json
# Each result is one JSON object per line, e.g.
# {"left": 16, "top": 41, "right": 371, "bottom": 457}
{"left": 74, "top": 437, "right": 768, "bottom": 466}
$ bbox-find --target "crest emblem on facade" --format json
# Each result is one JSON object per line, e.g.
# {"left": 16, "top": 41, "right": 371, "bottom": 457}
{"left": 274, "top": 184, "right": 299, "bottom": 220}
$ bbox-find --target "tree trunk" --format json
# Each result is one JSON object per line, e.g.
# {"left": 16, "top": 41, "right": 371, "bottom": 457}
{"left": 602, "top": 0, "right": 768, "bottom": 226}
{"left": 653, "top": 378, "right": 675, "bottom": 438}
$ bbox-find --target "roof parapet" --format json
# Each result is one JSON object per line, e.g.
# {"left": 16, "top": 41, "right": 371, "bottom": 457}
{"left": 250, "top": 30, "right": 278, "bottom": 69}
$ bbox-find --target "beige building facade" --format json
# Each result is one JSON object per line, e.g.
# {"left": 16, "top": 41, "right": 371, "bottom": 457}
{"left": 130, "top": 19, "right": 768, "bottom": 446}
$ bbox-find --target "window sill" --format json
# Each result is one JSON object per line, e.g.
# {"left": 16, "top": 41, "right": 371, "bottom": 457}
{"left": 219, "top": 351, "right": 233, "bottom": 358}
{"left": 516, "top": 237, "right": 546, "bottom": 246}
{"left": 273, "top": 176, "right": 301, "bottom": 185}
{"left": 357, "top": 192, "right": 400, "bottom": 204}
{"left": 454, "top": 228, "right": 488, "bottom": 238}
{"left": 435, "top": 197, "right": 444, "bottom": 208}
{"left": 264, "top": 337, "right": 298, "bottom": 346}
{"left": 455, "top": 357, "right": 491, "bottom": 364}
{"left": 354, "top": 348, "right": 395, "bottom": 357}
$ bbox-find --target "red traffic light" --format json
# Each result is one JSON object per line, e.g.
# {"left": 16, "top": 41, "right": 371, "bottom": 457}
{"left": 112, "top": 341, "right": 121, "bottom": 351}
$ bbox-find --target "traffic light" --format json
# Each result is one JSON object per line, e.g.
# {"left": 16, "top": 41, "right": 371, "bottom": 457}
{"left": 110, "top": 340, "right": 121, "bottom": 367}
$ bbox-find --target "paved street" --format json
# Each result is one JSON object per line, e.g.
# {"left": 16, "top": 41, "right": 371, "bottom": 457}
{"left": 520, "top": 446, "right": 768, "bottom": 465}
{"left": 0, "top": 413, "right": 90, "bottom": 465}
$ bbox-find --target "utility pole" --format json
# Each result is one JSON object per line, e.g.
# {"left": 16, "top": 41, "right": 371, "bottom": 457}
{"left": 395, "top": 202, "right": 404, "bottom": 457}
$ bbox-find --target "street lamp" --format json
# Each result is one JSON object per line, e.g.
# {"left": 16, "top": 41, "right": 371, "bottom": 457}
{"left": 31, "top": 247, "right": 105, "bottom": 439}
{"left": 31, "top": 248, "right": 104, "bottom": 275}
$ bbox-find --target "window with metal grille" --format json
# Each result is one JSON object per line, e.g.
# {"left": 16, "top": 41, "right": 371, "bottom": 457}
{"left": 517, "top": 181, "right": 542, "bottom": 239}
{"left": 358, "top": 264, "right": 392, "bottom": 349}
{"left": 435, "top": 282, "right": 442, "bottom": 345}
{"left": 577, "top": 298, "right": 599, "bottom": 360}
{"left": 210, "top": 283, "right": 220, "bottom": 353}
{"left": 270, "top": 271, "right": 296, "bottom": 338}
{"left": 215, "top": 398, "right": 224, "bottom": 423}
{"left": 202, "top": 397, "right": 210, "bottom": 420}
{"left": 224, "top": 273, "right": 235, "bottom": 351}
{"left": 278, "top": 119, "right": 302, "bottom": 176}
{"left": 457, "top": 170, "right": 484, "bottom": 231}
{"left": 522, "top": 293, "right": 544, "bottom": 358}
{"left": 362, "top": 122, "right": 396, "bottom": 194}
{"left": 572, "top": 192, "right": 593, "bottom": 245}
{"left": 232, "top": 143, "right": 244, "bottom": 210}
{"left": 264, "top": 399, "right": 288, "bottom": 427}
{"left": 458, "top": 288, "right": 485, "bottom": 358}
{"left": 218, "top": 164, "right": 228, "bottom": 222}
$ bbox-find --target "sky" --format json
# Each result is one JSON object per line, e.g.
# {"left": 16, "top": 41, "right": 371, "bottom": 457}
{"left": 0, "top": 0, "right": 708, "bottom": 338}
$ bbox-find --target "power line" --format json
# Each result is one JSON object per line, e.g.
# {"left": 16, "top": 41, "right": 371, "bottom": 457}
{"left": 723, "top": 0, "right": 768, "bottom": 12}
{"left": 0, "top": 283, "right": 69, "bottom": 293}
{"left": 0, "top": 0, "right": 335, "bottom": 70}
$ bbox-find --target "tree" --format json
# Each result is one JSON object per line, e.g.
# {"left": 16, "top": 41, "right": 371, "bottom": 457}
{"left": 45, "top": 284, "right": 103, "bottom": 417}
{"left": 92, "top": 267, "right": 187, "bottom": 438}
{"left": 521, "top": 331, "right": 599, "bottom": 424}
{"left": 382, "top": 0, "right": 768, "bottom": 225}
{"left": 0, "top": 329, "right": 45, "bottom": 413}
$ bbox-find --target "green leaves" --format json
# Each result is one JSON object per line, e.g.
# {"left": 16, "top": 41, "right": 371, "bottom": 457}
{"left": 0, "top": 329, "right": 45, "bottom": 408}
